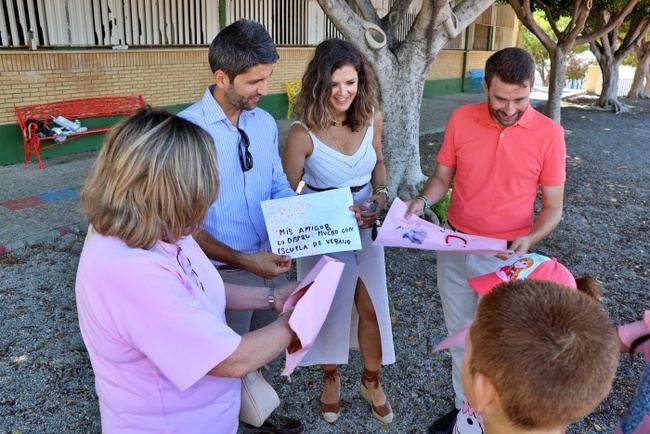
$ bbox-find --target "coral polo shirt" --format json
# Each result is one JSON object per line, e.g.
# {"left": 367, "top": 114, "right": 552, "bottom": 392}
{"left": 437, "top": 102, "right": 566, "bottom": 240}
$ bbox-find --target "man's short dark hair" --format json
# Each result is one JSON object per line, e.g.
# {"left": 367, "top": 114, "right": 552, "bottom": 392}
{"left": 485, "top": 47, "right": 535, "bottom": 88}
{"left": 208, "top": 19, "right": 279, "bottom": 78}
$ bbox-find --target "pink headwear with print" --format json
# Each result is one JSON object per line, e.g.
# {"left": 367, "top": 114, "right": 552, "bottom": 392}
{"left": 468, "top": 253, "right": 576, "bottom": 296}
{"left": 435, "top": 253, "right": 576, "bottom": 352}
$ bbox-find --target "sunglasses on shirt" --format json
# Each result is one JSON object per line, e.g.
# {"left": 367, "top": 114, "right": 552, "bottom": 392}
{"left": 238, "top": 128, "right": 253, "bottom": 172}
{"left": 176, "top": 246, "right": 205, "bottom": 292}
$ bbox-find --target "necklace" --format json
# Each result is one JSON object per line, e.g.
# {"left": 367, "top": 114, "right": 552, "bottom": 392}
{"left": 325, "top": 127, "right": 351, "bottom": 162}
{"left": 331, "top": 119, "right": 346, "bottom": 127}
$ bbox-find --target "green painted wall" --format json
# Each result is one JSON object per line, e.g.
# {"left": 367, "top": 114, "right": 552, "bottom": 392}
{"left": 257, "top": 93, "right": 290, "bottom": 120}
{"left": 423, "top": 78, "right": 463, "bottom": 96}
{"left": 0, "top": 78, "right": 461, "bottom": 166}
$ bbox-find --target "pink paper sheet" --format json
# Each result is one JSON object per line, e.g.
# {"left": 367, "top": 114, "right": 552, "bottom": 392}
{"left": 434, "top": 324, "right": 471, "bottom": 352}
{"left": 281, "top": 256, "right": 345, "bottom": 376}
{"left": 372, "top": 198, "right": 511, "bottom": 255}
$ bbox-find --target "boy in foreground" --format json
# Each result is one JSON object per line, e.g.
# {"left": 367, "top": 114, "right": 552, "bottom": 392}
{"left": 461, "top": 280, "right": 619, "bottom": 434}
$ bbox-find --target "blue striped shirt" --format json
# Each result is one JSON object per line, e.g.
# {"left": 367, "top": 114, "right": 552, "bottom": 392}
{"left": 179, "top": 86, "right": 295, "bottom": 257}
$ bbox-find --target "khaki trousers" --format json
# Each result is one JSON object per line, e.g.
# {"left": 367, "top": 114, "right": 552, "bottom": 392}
{"left": 436, "top": 250, "right": 504, "bottom": 408}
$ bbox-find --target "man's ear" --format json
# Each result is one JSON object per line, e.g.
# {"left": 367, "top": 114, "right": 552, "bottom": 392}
{"left": 472, "top": 372, "right": 499, "bottom": 413}
{"left": 213, "top": 70, "right": 230, "bottom": 89}
{"left": 483, "top": 78, "right": 489, "bottom": 95}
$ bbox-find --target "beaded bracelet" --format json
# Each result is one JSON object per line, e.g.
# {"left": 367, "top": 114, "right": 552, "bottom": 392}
{"left": 416, "top": 195, "right": 431, "bottom": 210}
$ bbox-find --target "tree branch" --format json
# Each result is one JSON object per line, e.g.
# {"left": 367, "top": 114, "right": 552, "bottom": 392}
{"left": 536, "top": 0, "right": 562, "bottom": 37}
{"left": 450, "top": 0, "right": 494, "bottom": 39}
{"left": 316, "top": 0, "right": 389, "bottom": 62}
{"left": 576, "top": 0, "right": 641, "bottom": 44}
{"left": 616, "top": 16, "right": 650, "bottom": 62}
{"left": 589, "top": 40, "right": 603, "bottom": 64}
{"left": 561, "top": 0, "right": 592, "bottom": 46}
{"left": 407, "top": 0, "right": 493, "bottom": 64}
{"left": 510, "top": 0, "right": 557, "bottom": 52}
{"left": 381, "top": 0, "right": 415, "bottom": 31}
{"left": 352, "top": 0, "right": 380, "bottom": 23}
{"left": 620, "top": 15, "right": 650, "bottom": 53}
{"left": 402, "top": 0, "right": 436, "bottom": 55}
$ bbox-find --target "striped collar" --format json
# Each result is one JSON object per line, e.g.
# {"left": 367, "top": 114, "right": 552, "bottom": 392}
{"left": 200, "top": 85, "right": 257, "bottom": 128}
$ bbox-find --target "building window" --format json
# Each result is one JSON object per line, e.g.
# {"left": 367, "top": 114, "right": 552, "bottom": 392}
{"left": 0, "top": 0, "right": 219, "bottom": 48}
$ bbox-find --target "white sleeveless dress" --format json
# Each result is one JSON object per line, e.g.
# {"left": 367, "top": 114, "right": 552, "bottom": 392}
{"left": 295, "top": 119, "right": 395, "bottom": 366}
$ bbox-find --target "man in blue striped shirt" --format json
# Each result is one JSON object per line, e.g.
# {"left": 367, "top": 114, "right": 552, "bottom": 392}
{"left": 180, "top": 19, "right": 302, "bottom": 434}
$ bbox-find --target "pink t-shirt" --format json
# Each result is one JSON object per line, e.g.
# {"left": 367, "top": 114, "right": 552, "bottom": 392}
{"left": 75, "top": 231, "right": 242, "bottom": 433}
{"left": 437, "top": 102, "right": 566, "bottom": 240}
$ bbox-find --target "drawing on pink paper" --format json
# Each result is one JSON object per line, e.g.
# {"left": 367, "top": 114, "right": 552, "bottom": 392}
{"left": 373, "top": 198, "right": 511, "bottom": 255}
{"left": 281, "top": 256, "right": 345, "bottom": 376}
{"left": 396, "top": 223, "right": 427, "bottom": 244}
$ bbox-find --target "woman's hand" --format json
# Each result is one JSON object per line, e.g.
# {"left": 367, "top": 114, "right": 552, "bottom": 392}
{"left": 275, "top": 281, "right": 299, "bottom": 312}
{"left": 350, "top": 193, "right": 388, "bottom": 228}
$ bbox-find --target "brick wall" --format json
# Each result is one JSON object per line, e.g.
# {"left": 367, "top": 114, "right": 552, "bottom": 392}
{"left": 0, "top": 46, "right": 483, "bottom": 125}
{"left": 465, "top": 51, "right": 493, "bottom": 72}
{"left": 427, "top": 50, "right": 464, "bottom": 80}
{"left": 0, "top": 47, "right": 312, "bottom": 125}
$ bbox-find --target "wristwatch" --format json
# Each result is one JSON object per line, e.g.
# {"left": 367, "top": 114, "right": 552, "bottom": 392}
{"left": 267, "top": 287, "right": 276, "bottom": 310}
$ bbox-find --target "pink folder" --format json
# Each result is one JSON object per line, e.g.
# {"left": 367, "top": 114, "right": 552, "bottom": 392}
{"left": 281, "top": 256, "right": 345, "bottom": 376}
{"left": 372, "top": 198, "right": 511, "bottom": 255}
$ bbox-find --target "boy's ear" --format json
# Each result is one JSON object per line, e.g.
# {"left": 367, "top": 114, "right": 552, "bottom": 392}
{"left": 472, "top": 372, "right": 499, "bottom": 413}
{"left": 213, "top": 70, "right": 230, "bottom": 89}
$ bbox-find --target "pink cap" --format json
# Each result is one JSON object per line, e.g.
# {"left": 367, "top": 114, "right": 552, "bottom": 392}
{"left": 468, "top": 253, "right": 576, "bottom": 296}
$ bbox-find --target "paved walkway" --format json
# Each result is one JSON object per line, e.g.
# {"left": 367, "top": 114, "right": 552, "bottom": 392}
{"left": 0, "top": 89, "right": 563, "bottom": 255}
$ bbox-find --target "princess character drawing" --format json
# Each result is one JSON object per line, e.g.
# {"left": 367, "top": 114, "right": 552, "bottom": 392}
{"left": 495, "top": 257, "right": 535, "bottom": 282}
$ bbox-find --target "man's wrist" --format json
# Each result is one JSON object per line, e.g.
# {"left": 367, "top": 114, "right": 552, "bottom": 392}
{"left": 415, "top": 194, "right": 431, "bottom": 210}
{"left": 232, "top": 251, "right": 252, "bottom": 271}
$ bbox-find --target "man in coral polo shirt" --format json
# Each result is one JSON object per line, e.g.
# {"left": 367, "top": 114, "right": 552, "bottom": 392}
{"left": 405, "top": 47, "right": 566, "bottom": 434}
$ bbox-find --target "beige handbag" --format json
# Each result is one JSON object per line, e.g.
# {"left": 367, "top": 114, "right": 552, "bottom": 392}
{"left": 239, "top": 370, "right": 280, "bottom": 427}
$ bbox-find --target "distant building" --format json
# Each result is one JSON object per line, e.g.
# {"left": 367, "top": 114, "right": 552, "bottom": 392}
{"left": 0, "top": 1, "right": 518, "bottom": 165}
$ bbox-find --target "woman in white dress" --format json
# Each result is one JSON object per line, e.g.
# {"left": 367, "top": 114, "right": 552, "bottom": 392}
{"left": 282, "top": 38, "right": 395, "bottom": 425}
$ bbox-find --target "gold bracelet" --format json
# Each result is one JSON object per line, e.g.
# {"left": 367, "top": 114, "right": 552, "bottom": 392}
{"left": 373, "top": 185, "right": 389, "bottom": 200}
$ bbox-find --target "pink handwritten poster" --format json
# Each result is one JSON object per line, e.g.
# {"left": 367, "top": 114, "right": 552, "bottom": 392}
{"left": 373, "top": 198, "right": 511, "bottom": 255}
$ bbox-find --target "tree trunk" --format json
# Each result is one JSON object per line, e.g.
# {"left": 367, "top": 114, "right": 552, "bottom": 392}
{"left": 537, "top": 66, "right": 547, "bottom": 86}
{"left": 598, "top": 60, "right": 621, "bottom": 108}
{"left": 628, "top": 49, "right": 650, "bottom": 98}
{"left": 375, "top": 60, "right": 428, "bottom": 199}
{"left": 546, "top": 48, "right": 567, "bottom": 124}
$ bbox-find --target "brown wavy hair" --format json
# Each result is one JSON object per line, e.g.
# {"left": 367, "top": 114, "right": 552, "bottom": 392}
{"left": 81, "top": 108, "right": 219, "bottom": 249}
{"left": 297, "top": 38, "right": 378, "bottom": 132}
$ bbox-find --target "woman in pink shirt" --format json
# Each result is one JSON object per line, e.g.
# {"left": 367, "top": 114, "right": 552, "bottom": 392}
{"left": 75, "top": 109, "right": 298, "bottom": 433}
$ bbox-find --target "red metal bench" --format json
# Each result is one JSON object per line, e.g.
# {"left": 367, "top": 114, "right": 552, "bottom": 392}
{"left": 15, "top": 95, "right": 146, "bottom": 169}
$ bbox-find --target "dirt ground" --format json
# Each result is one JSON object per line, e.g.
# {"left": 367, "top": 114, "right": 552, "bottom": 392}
{"left": 1, "top": 97, "right": 649, "bottom": 433}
